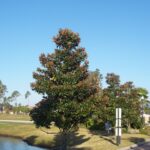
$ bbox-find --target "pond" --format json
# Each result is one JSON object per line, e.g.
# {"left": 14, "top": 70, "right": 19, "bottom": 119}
{"left": 0, "top": 136, "right": 48, "bottom": 150}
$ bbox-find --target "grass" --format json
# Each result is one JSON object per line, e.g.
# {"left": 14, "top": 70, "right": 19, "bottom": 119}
{"left": 140, "top": 126, "right": 150, "bottom": 136}
{"left": 0, "top": 123, "right": 149, "bottom": 150}
{"left": 0, "top": 113, "right": 30, "bottom": 121}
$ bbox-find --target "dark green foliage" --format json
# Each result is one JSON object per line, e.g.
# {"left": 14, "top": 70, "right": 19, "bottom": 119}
{"left": 30, "top": 29, "right": 100, "bottom": 133}
{"left": 131, "top": 117, "right": 144, "bottom": 129}
{"left": 100, "top": 73, "right": 120, "bottom": 126}
{"left": 120, "top": 82, "right": 141, "bottom": 129}
{"left": 86, "top": 118, "right": 105, "bottom": 130}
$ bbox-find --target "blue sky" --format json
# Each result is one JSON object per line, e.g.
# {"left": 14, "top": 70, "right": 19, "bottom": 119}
{"left": 0, "top": 0, "right": 150, "bottom": 105}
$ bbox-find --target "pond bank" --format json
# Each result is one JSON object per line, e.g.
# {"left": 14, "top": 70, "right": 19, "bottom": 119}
{"left": 0, "top": 123, "right": 150, "bottom": 150}
{"left": 0, "top": 134, "right": 50, "bottom": 149}
{"left": 0, "top": 136, "right": 47, "bottom": 150}
{"left": 0, "top": 123, "right": 59, "bottom": 149}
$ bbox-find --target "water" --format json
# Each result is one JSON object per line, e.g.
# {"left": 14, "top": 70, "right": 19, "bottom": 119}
{"left": 0, "top": 136, "right": 47, "bottom": 150}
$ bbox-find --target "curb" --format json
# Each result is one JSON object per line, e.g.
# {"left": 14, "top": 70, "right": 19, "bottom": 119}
{"left": 118, "top": 139, "right": 150, "bottom": 150}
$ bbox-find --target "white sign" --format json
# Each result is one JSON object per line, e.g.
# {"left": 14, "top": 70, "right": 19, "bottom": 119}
{"left": 115, "top": 128, "right": 122, "bottom": 136}
{"left": 115, "top": 108, "right": 122, "bottom": 136}
{"left": 116, "top": 108, "right": 122, "bottom": 119}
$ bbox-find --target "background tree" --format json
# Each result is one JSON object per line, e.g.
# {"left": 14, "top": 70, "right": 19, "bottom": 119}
{"left": 100, "top": 73, "right": 147, "bottom": 130}
{"left": 100, "top": 73, "right": 120, "bottom": 126}
{"left": 144, "top": 101, "right": 150, "bottom": 114}
{"left": 25, "top": 91, "right": 31, "bottom": 106}
{"left": 0, "top": 80, "right": 7, "bottom": 102}
{"left": 9, "top": 90, "right": 21, "bottom": 102}
{"left": 3, "top": 90, "right": 20, "bottom": 113}
{"left": 13, "top": 103, "right": 30, "bottom": 114}
{"left": 84, "top": 70, "right": 103, "bottom": 130}
{"left": 120, "top": 82, "right": 142, "bottom": 130}
{"left": 30, "top": 29, "right": 100, "bottom": 149}
{"left": 0, "top": 81, "right": 21, "bottom": 113}
{"left": 137, "top": 88, "right": 149, "bottom": 114}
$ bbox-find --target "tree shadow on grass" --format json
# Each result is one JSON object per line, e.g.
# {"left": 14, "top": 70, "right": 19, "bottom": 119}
{"left": 129, "top": 137, "right": 145, "bottom": 144}
{"left": 89, "top": 130, "right": 117, "bottom": 145}
{"left": 52, "top": 131, "right": 91, "bottom": 150}
{"left": 25, "top": 132, "right": 91, "bottom": 150}
{"left": 24, "top": 135, "right": 50, "bottom": 149}
{"left": 24, "top": 135, "right": 37, "bottom": 145}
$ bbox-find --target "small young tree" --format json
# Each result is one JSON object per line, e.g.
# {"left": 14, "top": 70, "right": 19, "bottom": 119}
{"left": 30, "top": 29, "right": 100, "bottom": 149}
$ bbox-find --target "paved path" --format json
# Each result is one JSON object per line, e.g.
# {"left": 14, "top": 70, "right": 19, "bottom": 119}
{"left": 0, "top": 120, "right": 33, "bottom": 124}
{"left": 128, "top": 142, "right": 150, "bottom": 150}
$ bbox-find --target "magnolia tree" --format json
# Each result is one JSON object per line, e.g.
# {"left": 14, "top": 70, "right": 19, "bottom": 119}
{"left": 30, "top": 29, "right": 100, "bottom": 149}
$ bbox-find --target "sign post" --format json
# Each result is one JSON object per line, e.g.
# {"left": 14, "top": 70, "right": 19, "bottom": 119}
{"left": 115, "top": 108, "right": 122, "bottom": 145}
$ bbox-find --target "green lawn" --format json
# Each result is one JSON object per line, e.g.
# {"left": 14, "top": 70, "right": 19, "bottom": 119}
{"left": 0, "top": 123, "right": 149, "bottom": 150}
{"left": 0, "top": 113, "right": 30, "bottom": 121}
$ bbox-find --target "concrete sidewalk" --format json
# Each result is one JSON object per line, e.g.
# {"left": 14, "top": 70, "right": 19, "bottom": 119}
{"left": 0, "top": 120, "right": 33, "bottom": 124}
{"left": 118, "top": 139, "right": 150, "bottom": 150}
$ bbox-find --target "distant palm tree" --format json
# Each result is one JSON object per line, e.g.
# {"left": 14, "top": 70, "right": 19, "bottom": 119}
{"left": 3, "top": 90, "right": 20, "bottom": 113}
{"left": 25, "top": 91, "right": 31, "bottom": 106}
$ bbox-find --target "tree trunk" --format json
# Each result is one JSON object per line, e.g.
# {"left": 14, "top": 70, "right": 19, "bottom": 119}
{"left": 62, "top": 132, "right": 68, "bottom": 150}
{"left": 127, "top": 120, "right": 131, "bottom": 132}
